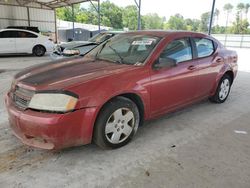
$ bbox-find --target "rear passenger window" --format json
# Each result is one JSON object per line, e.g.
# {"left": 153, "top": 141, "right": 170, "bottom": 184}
{"left": 160, "top": 38, "right": 192, "bottom": 63}
{"left": 194, "top": 38, "right": 215, "bottom": 58}
{"left": 17, "top": 31, "right": 37, "bottom": 38}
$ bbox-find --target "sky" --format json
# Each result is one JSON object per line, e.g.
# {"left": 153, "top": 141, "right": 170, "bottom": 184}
{"left": 83, "top": 0, "right": 250, "bottom": 26}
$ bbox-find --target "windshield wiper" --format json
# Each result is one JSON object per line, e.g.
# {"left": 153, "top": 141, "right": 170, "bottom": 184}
{"left": 108, "top": 46, "right": 124, "bottom": 64}
{"left": 94, "top": 41, "right": 108, "bottom": 60}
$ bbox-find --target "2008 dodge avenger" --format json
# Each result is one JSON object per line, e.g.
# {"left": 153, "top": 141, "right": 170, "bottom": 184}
{"left": 5, "top": 31, "right": 238, "bottom": 150}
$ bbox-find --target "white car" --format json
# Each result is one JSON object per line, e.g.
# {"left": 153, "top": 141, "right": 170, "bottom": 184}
{"left": 0, "top": 29, "right": 54, "bottom": 56}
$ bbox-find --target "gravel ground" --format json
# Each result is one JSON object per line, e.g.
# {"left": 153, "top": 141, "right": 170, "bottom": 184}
{"left": 0, "top": 49, "right": 249, "bottom": 188}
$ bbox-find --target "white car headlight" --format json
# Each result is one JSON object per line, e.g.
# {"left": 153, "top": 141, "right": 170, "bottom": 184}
{"left": 28, "top": 93, "right": 78, "bottom": 113}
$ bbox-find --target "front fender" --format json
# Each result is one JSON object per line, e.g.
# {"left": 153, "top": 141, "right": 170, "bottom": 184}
{"left": 68, "top": 67, "right": 151, "bottom": 119}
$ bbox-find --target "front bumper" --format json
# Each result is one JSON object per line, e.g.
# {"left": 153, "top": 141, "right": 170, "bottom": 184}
{"left": 50, "top": 52, "right": 65, "bottom": 60}
{"left": 5, "top": 92, "right": 98, "bottom": 150}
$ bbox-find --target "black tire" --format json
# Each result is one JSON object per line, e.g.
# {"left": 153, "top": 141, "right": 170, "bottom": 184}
{"left": 209, "top": 74, "right": 232, "bottom": 103}
{"left": 93, "top": 97, "right": 140, "bottom": 149}
{"left": 33, "top": 45, "right": 46, "bottom": 57}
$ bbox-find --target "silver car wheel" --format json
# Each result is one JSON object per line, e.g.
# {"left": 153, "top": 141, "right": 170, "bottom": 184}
{"left": 105, "top": 108, "right": 135, "bottom": 144}
{"left": 219, "top": 78, "right": 230, "bottom": 100}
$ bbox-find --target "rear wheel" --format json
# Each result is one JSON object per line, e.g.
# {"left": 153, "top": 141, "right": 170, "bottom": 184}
{"left": 93, "top": 97, "right": 140, "bottom": 149}
{"left": 33, "top": 45, "right": 46, "bottom": 57}
{"left": 209, "top": 74, "right": 232, "bottom": 103}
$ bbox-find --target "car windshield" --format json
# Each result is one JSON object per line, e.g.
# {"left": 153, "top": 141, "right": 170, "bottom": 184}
{"left": 87, "top": 34, "right": 161, "bottom": 65}
{"left": 88, "top": 33, "right": 114, "bottom": 44}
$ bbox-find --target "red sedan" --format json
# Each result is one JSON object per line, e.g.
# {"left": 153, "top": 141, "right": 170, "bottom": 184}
{"left": 5, "top": 31, "right": 238, "bottom": 149}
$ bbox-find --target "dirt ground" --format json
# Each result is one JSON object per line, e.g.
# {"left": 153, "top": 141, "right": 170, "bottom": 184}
{"left": 0, "top": 49, "right": 249, "bottom": 188}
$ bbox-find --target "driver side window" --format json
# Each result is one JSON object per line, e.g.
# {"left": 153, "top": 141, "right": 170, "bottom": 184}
{"left": 160, "top": 38, "right": 192, "bottom": 64}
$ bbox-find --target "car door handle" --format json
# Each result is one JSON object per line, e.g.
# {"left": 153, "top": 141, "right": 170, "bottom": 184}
{"left": 187, "top": 65, "right": 196, "bottom": 70}
{"left": 216, "top": 58, "right": 223, "bottom": 63}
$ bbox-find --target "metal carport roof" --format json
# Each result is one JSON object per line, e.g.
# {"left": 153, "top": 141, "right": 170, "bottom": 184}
{"left": 0, "top": 0, "right": 101, "bottom": 42}
{"left": 0, "top": 0, "right": 98, "bottom": 10}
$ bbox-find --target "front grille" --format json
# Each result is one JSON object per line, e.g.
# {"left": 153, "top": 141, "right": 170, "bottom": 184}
{"left": 12, "top": 86, "right": 34, "bottom": 110}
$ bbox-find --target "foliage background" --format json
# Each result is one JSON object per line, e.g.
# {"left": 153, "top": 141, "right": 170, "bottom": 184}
{"left": 56, "top": 1, "right": 250, "bottom": 34}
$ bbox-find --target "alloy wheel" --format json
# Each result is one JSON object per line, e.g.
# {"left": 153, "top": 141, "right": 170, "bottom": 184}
{"left": 105, "top": 108, "right": 135, "bottom": 144}
{"left": 219, "top": 78, "right": 230, "bottom": 100}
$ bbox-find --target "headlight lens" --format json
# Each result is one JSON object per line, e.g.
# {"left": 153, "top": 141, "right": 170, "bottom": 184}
{"left": 28, "top": 93, "right": 78, "bottom": 113}
{"left": 11, "top": 79, "right": 17, "bottom": 90}
{"left": 63, "top": 49, "right": 80, "bottom": 56}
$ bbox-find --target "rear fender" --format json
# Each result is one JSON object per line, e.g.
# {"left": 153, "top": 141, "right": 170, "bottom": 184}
{"left": 210, "top": 64, "right": 233, "bottom": 96}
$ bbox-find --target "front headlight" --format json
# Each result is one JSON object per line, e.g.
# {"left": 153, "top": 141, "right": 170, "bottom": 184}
{"left": 28, "top": 93, "right": 78, "bottom": 113}
{"left": 11, "top": 79, "right": 17, "bottom": 90}
{"left": 63, "top": 49, "right": 80, "bottom": 56}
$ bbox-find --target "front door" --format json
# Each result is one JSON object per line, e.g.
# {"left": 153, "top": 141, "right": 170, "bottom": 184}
{"left": 150, "top": 38, "right": 198, "bottom": 116}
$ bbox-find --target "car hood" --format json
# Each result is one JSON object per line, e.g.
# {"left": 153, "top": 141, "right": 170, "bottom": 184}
{"left": 15, "top": 57, "right": 139, "bottom": 90}
{"left": 60, "top": 41, "right": 96, "bottom": 49}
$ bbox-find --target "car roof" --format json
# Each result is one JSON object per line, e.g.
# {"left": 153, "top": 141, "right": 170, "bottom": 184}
{"left": 0, "top": 28, "right": 38, "bottom": 35}
{"left": 123, "top": 30, "right": 208, "bottom": 38}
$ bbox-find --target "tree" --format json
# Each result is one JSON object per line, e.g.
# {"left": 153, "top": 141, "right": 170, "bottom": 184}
{"left": 56, "top": 4, "right": 81, "bottom": 22}
{"left": 184, "top": 18, "right": 193, "bottom": 31}
{"left": 237, "top": 3, "right": 245, "bottom": 21}
{"left": 223, "top": 3, "right": 233, "bottom": 33}
{"left": 64, "top": 1, "right": 123, "bottom": 29}
{"left": 231, "top": 17, "right": 249, "bottom": 34}
{"left": 212, "top": 25, "right": 226, "bottom": 34}
{"left": 99, "top": 1, "right": 123, "bottom": 29}
{"left": 75, "top": 8, "right": 89, "bottom": 23}
{"left": 165, "top": 14, "right": 186, "bottom": 30}
{"left": 245, "top": 3, "right": 250, "bottom": 19}
{"left": 142, "top": 13, "right": 164, "bottom": 29}
{"left": 199, "top": 12, "right": 210, "bottom": 32}
{"left": 85, "top": 6, "right": 99, "bottom": 25}
{"left": 184, "top": 19, "right": 200, "bottom": 31}
{"left": 122, "top": 5, "right": 138, "bottom": 30}
{"left": 214, "top": 8, "right": 220, "bottom": 26}
{"left": 230, "top": 3, "right": 250, "bottom": 34}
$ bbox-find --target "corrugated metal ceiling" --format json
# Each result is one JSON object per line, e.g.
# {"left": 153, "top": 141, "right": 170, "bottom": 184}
{"left": 0, "top": 0, "right": 98, "bottom": 9}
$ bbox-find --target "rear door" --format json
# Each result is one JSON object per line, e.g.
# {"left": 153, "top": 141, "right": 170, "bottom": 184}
{"left": 191, "top": 37, "right": 219, "bottom": 98}
{"left": 15, "top": 31, "right": 37, "bottom": 53}
{"left": 0, "top": 30, "right": 16, "bottom": 53}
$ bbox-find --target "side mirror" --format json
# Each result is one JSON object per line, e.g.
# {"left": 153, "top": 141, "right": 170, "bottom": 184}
{"left": 153, "top": 57, "right": 177, "bottom": 69}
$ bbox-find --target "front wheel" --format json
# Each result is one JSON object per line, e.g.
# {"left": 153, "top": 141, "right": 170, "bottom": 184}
{"left": 209, "top": 74, "right": 232, "bottom": 103}
{"left": 93, "top": 97, "right": 140, "bottom": 149}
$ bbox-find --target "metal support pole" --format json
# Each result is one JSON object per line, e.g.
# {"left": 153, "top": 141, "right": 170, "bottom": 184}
{"left": 208, "top": 0, "right": 216, "bottom": 35}
{"left": 98, "top": 0, "right": 100, "bottom": 33}
{"left": 134, "top": 0, "right": 141, "bottom": 30}
{"left": 54, "top": 9, "right": 58, "bottom": 43}
{"left": 138, "top": 0, "right": 141, "bottom": 30}
{"left": 27, "top": 7, "right": 30, "bottom": 26}
{"left": 90, "top": 0, "right": 101, "bottom": 33}
{"left": 224, "top": 12, "right": 229, "bottom": 46}
{"left": 72, "top": 4, "right": 75, "bottom": 40}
